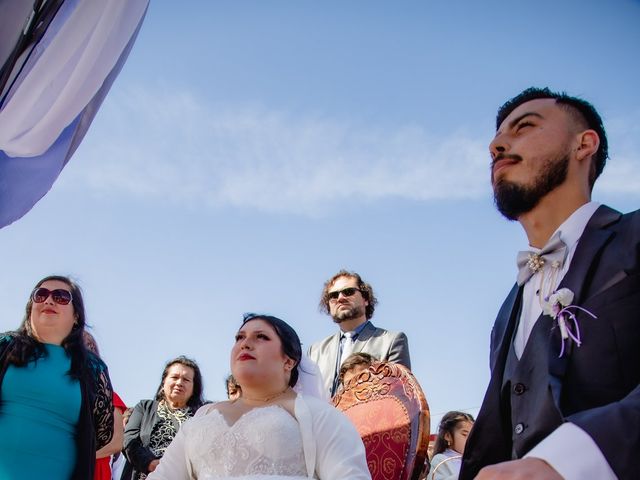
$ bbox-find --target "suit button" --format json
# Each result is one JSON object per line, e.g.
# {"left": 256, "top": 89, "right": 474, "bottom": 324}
{"left": 514, "top": 423, "right": 525, "bottom": 435}
{"left": 513, "top": 383, "right": 526, "bottom": 395}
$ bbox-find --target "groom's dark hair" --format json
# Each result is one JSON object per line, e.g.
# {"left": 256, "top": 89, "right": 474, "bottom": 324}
{"left": 496, "top": 87, "right": 608, "bottom": 189}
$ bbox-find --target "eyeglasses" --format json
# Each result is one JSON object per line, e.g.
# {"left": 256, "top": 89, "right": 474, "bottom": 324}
{"left": 328, "top": 287, "right": 361, "bottom": 301}
{"left": 31, "top": 287, "right": 73, "bottom": 305}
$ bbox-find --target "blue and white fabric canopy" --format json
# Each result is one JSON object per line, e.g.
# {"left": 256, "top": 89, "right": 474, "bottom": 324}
{"left": 0, "top": 0, "right": 149, "bottom": 228}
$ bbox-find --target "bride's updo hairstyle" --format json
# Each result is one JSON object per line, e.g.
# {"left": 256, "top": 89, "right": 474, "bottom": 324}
{"left": 241, "top": 313, "right": 302, "bottom": 387}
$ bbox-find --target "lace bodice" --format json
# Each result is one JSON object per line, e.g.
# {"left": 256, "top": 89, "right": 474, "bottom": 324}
{"left": 182, "top": 405, "right": 308, "bottom": 478}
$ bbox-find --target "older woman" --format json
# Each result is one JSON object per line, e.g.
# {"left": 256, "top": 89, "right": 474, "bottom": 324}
{"left": 123, "top": 356, "right": 205, "bottom": 479}
{"left": 0, "top": 275, "right": 114, "bottom": 479}
{"left": 148, "top": 313, "right": 371, "bottom": 480}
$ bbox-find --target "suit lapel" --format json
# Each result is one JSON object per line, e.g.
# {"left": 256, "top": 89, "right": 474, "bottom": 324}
{"left": 548, "top": 205, "right": 621, "bottom": 404}
{"left": 351, "top": 321, "right": 376, "bottom": 353}
{"left": 326, "top": 332, "right": 341, "bottom": 371}
{"left": 317, "top": 333, "right": 341, "bottom": 394}
{"left": 491, "top": 284, "right": 522, "bottom": 373}
{"left": 557, "top": 205, "right": 620, "bottom": 304}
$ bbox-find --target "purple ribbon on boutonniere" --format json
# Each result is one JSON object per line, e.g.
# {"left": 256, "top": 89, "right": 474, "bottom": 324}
{"left": 542, "top": 288, "right": 598, "bottom": 357}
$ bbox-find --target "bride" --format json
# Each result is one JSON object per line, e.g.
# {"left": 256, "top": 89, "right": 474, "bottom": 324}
{"left": 148, "top": 314, "right": 371, "bottom": 479}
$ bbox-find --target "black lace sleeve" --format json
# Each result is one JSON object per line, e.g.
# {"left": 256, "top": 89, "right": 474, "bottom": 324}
{"left": 0, "top": 333, "right": 16, "bottom": 373}
{"left": 0, "top": 334, "right": 11, "bottom": 357}
{"left": 91, "top": 358, "right": 114, "bottom": 450}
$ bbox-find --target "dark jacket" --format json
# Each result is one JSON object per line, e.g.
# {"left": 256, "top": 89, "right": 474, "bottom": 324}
{"left": 122, "top": 399, "right": 161, "bottom": 478}
{"left": 461, "top": 206, "right": 640, "bottom": 479}
{"left": 0, "top": 333, "right": 114, "bottom": 479}
{"left": 123, "top": 398, "right": 201, "bottom": 479}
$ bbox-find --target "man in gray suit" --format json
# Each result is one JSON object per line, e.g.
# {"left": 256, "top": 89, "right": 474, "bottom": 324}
{"left": 308, "top": 270, "right": 411, "bottom": 396}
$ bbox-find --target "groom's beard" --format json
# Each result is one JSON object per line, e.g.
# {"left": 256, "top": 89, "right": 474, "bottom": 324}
{"left": 332, "top": 304, "right": 365, "bottom": 323}
{"left": 493, "top": 152, "right": 569, "bottom": 221}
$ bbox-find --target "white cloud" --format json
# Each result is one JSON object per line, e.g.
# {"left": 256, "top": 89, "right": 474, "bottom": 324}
{"left": 62, "top": 86, "right": 639, "bottom": 215}
{"left": 596, "top": 114, "right": 640, "bottom": 195}
{"left": 598, "top": 155, "right": 640, "bottom": 195}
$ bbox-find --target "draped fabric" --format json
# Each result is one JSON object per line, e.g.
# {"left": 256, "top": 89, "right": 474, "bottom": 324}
{"left": 0, "top": 0, "right": 149, "bottom": 228}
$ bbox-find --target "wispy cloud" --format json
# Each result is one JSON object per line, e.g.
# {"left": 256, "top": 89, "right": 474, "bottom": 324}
{"left": 596, "top": 114, "right": 640, "bottom": 195}
{"left": 62, "top": 86, "right": 639, "bottom": 215}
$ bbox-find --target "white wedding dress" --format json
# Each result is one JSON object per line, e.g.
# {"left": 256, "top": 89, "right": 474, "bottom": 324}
{"left": 186, "top": 405, "right": 308, "bottom": 479}
{"left": 148, "top": 394, "right": 372, "bottom": 480}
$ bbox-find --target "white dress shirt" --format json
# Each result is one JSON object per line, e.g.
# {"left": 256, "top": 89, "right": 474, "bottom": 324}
{"left": 514, "top": 201, "right": 617, "bottom": 479}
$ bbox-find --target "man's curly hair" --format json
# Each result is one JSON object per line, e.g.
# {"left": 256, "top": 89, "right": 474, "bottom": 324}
{"left": 319, "top": 270, "right": 378, "bottom": 320}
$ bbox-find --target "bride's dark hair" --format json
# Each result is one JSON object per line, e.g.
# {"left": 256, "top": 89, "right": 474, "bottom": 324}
{"left": 242, "top": 313, "right": 302, "bottom": 387}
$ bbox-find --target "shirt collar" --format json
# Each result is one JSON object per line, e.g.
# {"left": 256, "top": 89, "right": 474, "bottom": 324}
{"left": 342, "top": 320, "right": 370, "bottom": 339}
{"left": 528, "top": 201, "right": 600, "bottom": 253}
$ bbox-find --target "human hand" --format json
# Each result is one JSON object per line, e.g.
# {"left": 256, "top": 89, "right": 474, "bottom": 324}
{"left": 148, "top": 459, "right": 160, "bottom": 472}
{"left": 475, "top": 457, "right": 563, "bottom": 479}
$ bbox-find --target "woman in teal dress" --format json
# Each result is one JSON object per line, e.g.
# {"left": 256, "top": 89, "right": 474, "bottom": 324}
{"left": 0, "top": 275, "right": 114, "bottom": 479}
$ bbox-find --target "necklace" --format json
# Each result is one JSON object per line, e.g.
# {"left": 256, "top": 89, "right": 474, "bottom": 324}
{"left": 241, "top": 387, "right": 289, "bottom": 404}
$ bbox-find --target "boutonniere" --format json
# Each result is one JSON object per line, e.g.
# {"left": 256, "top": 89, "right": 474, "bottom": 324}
{"left": 542, "top": 288, "right": 597, "bottom": 357}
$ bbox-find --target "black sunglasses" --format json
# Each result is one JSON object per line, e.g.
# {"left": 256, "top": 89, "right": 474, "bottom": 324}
{"left": 328, "top": 287, "right": 361, "bottom": 300}
{"left": 31, "top": 287, "right": 73, "bottom": 306}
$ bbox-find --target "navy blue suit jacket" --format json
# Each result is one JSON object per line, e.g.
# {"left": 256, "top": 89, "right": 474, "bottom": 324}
{"left": 460, "top": 205, "right": 640, "bottom": 480}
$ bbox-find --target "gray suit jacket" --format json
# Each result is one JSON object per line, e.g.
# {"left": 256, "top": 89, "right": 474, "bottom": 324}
{"left": 307, "top": 321, "right": 411, "bottom": 396}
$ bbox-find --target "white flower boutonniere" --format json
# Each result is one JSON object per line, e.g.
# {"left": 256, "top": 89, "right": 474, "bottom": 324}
{"left": 542, "top": 288, "right": 597, "bottom": 357}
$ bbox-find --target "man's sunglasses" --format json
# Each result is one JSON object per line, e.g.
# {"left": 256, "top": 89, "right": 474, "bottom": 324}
{"left": 328, "top": 287, "right": 361, "bottom": 300}
{"left": 31, "top": 287, "right": 73, "bottom": 306}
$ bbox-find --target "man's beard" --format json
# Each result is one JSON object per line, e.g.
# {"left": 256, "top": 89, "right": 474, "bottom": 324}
{"left": 332, "top": 304, "right": 365, "bottom": 323}
{"left": 493, "top": 152, "right": 569, "bottom": 221}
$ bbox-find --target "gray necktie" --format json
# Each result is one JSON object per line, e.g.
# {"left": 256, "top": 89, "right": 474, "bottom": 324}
{"left": 516, "top": 231, "right": 568, "bottom": 286}
{"left": 340, "top": 331, "right": 356, "bottom": 365}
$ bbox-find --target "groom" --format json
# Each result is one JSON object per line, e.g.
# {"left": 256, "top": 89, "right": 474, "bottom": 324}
{"left": 460, "top": 88, "right": 640, "bottom": 479}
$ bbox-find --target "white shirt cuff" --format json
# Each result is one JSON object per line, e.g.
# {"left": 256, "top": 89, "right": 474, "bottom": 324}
{"left": 524, "top": 422, "right": 617, "bottom": 480}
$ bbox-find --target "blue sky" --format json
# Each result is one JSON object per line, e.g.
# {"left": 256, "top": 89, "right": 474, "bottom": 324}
{"left": 2, "top": 0, "right": 639, "bottom": 428}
